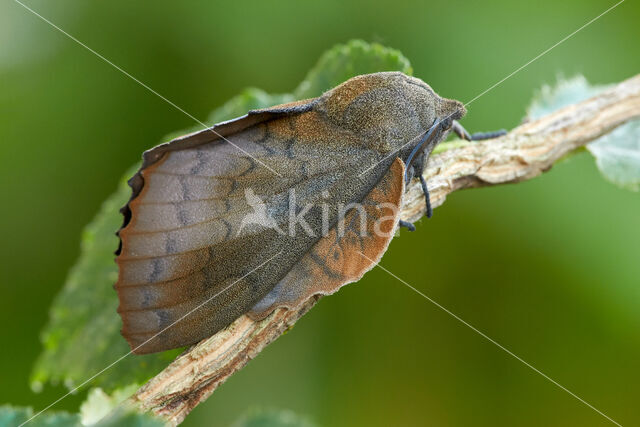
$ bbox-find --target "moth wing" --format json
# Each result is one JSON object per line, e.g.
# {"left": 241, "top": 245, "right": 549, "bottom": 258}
{"left": 119, "top": 97, "right": 318, "bottom": 228}
{"left": 115, "top": 99, "right": 387, "bottom": 354}
{"left": 249, "top": 157, "right": 405, "bottom": 319}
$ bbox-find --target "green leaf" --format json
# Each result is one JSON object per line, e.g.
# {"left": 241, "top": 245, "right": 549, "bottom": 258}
{"left": 162, "top": 89, "right": 295, "bottom": 142}
{"left": 526, "top": 75, "right": 609, "bottom": 120}
{"left": 230, "top": 408, "right": 316, "bottom": 427}
{"left": 0, "top": 401, "right": 166, "bottom": 427}
{"left": 32, "top": 40, "right": 413, "bottom": 395}
{"left": 294, "top": 39, "right": 412, "bottom": 99}
{"left": 174, "top": 40, "right": 413, "bottom": 133}
{"left": 208, "top": 88, "right": 295, "bottom": 124}
{"left": 0, "top": 405, "right": 80, "bottom": 427}
{"left": 587, "top": 120, "right": 640, "bottom": 191}
{"left": 527, "top": 75, "right": 640, "bottom": 191}
{"left": 80, "top": 385, "right": 140, "bottom": 425}
{"left": 92, "top": 405, "right": 167, "bottom": 427}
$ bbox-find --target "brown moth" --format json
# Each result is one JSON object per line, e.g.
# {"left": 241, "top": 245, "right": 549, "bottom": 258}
{"left": 115, "top": 72, "right": 480, "bottom": 354}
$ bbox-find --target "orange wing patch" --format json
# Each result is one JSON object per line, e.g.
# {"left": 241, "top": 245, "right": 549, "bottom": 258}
{"left": 249, "top": 157, "right": 405, "bottom": 319}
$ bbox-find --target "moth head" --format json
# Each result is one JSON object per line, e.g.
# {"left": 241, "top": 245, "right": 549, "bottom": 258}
{"left": 319, "top": 72, "right": 466, "bottom": 153}
{"left": 435, "top": 95, "right": 466, "bottom": 133}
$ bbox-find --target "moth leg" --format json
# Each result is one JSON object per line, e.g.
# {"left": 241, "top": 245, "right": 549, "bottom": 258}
{"left": 398, "top": 220, "right": 416, "bottom": 231}
{"left": 452, "top": 120, "right": 472, "bottom": 140}
{"left": 452, "top": 120, "right": 507, "bottom": 141}
{"left": 398, "top": 159, "right": 431, "bottom": 230}
{"left": 419, "top": 174, "right": 433, "bottom": 219}
{"left": 410, "top": 157, "right": 433, "bottom": 219}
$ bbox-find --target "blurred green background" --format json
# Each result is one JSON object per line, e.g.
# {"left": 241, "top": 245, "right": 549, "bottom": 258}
{"left": 1, "top": 1, "right": 639, "bottom": 426}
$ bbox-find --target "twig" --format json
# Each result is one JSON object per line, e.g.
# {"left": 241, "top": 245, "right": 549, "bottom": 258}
{"left": 123, "top": 74, "right": 640, "bottom": 425}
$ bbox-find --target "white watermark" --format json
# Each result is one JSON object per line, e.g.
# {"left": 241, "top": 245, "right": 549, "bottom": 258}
{"left": 238, "top": 187, "right": 400, "bottom": 239}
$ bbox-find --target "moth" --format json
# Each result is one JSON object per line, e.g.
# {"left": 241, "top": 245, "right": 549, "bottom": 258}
{"left": 115, "top": 72, "right": 504, "bottom": 354}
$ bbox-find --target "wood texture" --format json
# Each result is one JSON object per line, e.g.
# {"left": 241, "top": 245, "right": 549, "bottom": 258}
{"left": 122, "top": 74, "right": 640, "bottom": 425}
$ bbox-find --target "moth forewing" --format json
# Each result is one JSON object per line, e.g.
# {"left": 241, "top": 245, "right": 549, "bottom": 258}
{"left": 115, "top": 72, "right": 466, "bottom": 354}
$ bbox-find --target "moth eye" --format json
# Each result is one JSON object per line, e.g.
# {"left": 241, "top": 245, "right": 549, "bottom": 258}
{"left": 441, "top": 117, "right": 453, "bottom": 130}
